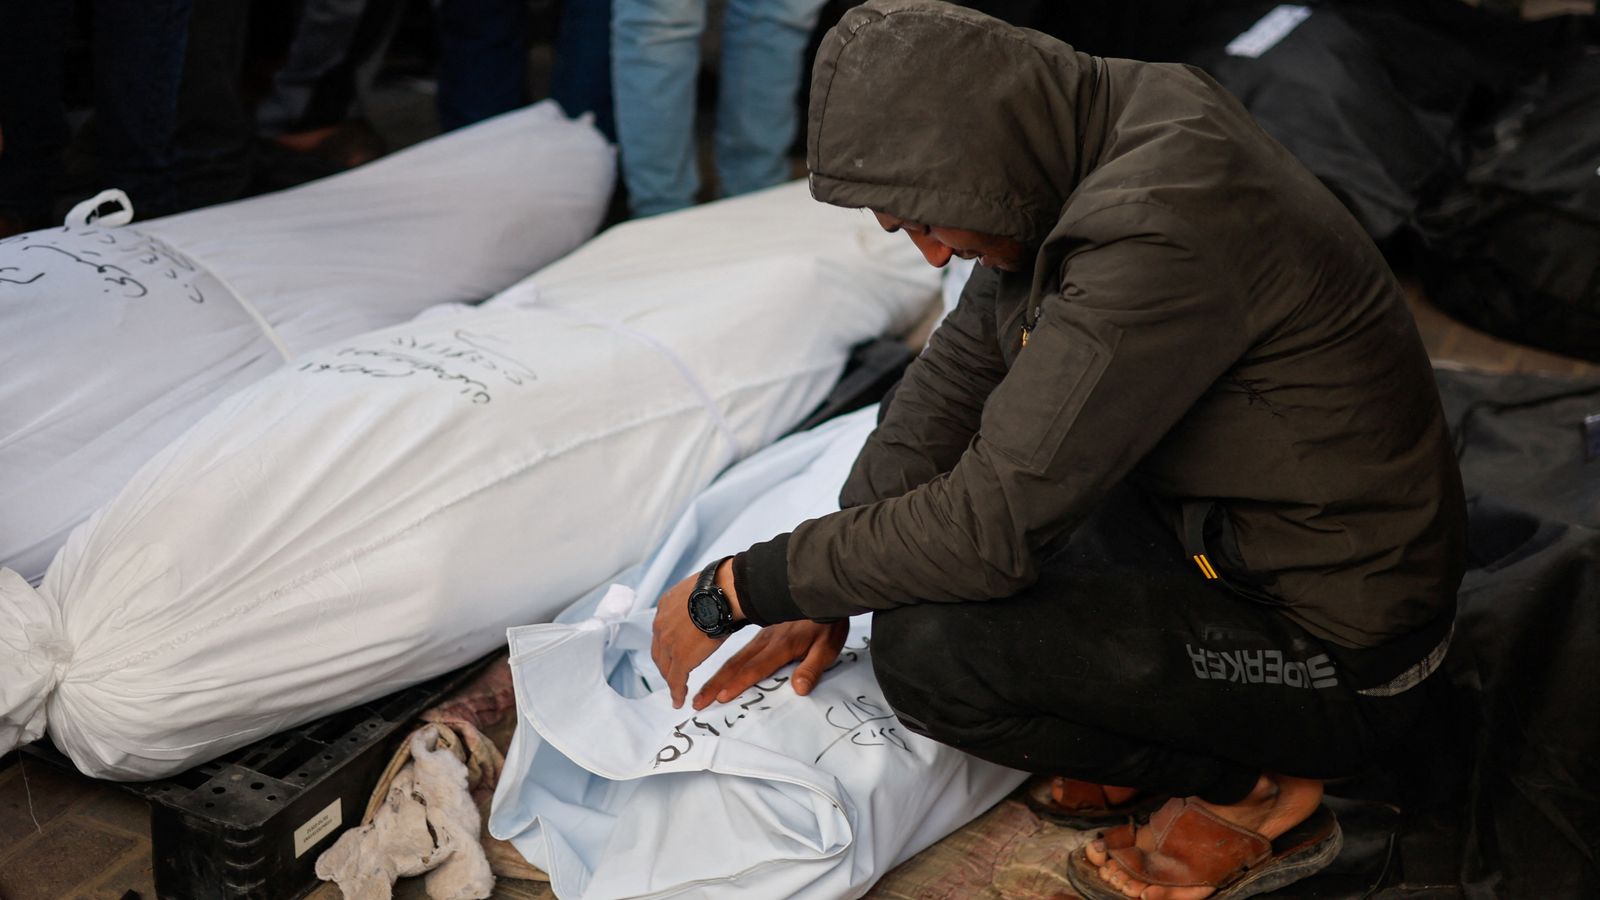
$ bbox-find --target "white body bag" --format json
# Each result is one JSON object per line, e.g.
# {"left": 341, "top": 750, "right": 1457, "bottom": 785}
{"left": 0, "top": 100, "right": 615, "bottom": 582}
{"left": 490, "top": 407, "right": 1027, "bottom": 899}
{"left": 0, "top": 182, "right": 937, "bottom": 779}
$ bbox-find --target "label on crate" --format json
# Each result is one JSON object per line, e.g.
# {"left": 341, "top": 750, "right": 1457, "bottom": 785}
{"left": 294, "top": 798, "right": 343, "bottom": 858}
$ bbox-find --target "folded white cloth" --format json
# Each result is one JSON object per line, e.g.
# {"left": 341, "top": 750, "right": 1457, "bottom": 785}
{"left": 317, "top": 725, "right": 495, "bottom": 900}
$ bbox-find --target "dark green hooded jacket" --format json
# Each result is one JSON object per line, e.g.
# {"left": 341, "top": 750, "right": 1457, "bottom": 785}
{"left": 735, "top": 0, "right": 1466, "bottom": 660}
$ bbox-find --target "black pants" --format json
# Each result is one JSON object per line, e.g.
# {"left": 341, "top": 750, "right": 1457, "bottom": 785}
{"left": 0, "top": 0, "right": 250, "bottom": 221}
{"left": 868, "top": 487, "right": 1432, "bottom": 805}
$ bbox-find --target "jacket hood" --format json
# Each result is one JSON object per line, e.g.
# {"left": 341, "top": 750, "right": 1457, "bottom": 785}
{"left": 806, "top": 0, "right": 1101, "bottom": 246}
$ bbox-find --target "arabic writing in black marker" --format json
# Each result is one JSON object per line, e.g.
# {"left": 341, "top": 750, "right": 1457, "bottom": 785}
{"left": 653, "top": 675, "right": 791, "bottom": 768}
{"left": 823, "top": 635, "right": 870, "bottom": 675}
{"left": 299, "top": 346, "right": 498, "bottom": 404}
{"left": 646, "top": 634, "right": 880, "bottom": 768}
{"left": 390, "top": 330, "right": 539, "bottom": 388}
{"left": 0, "top": 267, "right": 44, "bottom": 286}
{"left": 814, "top": 695, "right": 909, "bottom": 764}
{"left": 21, "top": 242, "right": 152, "bottom": 299}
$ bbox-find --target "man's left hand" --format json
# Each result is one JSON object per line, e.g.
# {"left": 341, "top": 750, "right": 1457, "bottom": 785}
{"left": 651, "top": 560, "right": 741, "bottom": 709}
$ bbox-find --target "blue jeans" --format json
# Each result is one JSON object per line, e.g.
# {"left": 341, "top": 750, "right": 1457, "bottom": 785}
{"left": 611, "top": 0, "right": 827, "bottom": 217}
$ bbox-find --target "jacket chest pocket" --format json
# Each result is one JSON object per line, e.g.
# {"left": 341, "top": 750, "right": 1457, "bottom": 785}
{"left": 983, "top": 311, "right": 1119, "bottom": 475}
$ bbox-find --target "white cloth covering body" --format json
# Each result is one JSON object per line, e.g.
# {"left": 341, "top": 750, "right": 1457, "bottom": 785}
{"left": 0, "top": 181, "right": 936, "bottom": 779}
{"left": 489, "top": 407, "right": 1027, "bottom": 899}
{"left": 1, "top": 101, "right": 615, "bottom": 582}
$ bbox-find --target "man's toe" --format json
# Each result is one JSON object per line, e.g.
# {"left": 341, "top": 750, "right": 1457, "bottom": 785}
{"left": 1086, "top": 839, "right": 1108, "bottom": 865}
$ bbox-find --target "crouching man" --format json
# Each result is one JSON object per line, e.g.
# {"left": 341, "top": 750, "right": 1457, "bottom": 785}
{"left": 650, "top": 2, "right": 1464, "bottom": 897}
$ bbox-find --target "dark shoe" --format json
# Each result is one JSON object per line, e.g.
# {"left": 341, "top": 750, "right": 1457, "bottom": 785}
{"left": 254, "top": 120, "right": 388, "bottom": 193}
{"left": 272, "top": 119, "right": 387, "bottom": 169}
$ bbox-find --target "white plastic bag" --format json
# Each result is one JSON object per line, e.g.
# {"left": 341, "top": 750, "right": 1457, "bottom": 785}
{"left": 489, "top": 408, "right": 1026, "bottom": 899}
{"left": 0, "top": 181, "right": 937, "bottom": 779}
{"left": 0, "top": 101, "right": 614, "bottom": 582}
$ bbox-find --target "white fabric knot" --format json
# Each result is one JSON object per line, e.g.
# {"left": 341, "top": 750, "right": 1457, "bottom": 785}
{"left": 577, "top": 584, "right": 638, "bottom": 633}
{"left": 1, "top": 568, "right": 69, "bottom": 752}
{"left": 24, "top": 622, "right": 73, "bottom": 682}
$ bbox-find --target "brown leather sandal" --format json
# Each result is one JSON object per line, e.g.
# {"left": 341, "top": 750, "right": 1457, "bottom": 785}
{"left": 1065, "top": 797, "right": 1342, "bottom": 900}
{"left": 1023, "top": 776, "right": 1167, "bottom": 828}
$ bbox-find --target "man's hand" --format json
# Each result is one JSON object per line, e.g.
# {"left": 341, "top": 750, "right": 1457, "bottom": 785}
{"left": 691, "top": 619, "right": 849, "bottom": 711}
{"left": 651, "top": 560, "right": 741, "bottom": 709}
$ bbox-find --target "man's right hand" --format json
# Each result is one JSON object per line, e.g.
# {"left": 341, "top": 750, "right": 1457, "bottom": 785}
{"left": 690, "top": 619, "right": 850, "bottom": 710}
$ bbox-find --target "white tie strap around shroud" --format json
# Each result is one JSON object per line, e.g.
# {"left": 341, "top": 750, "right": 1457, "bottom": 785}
{"left": 0, "top": 181, "right": 939, "bottom": 780}
{"left": 0, "top": 100, "right": 615, "bottom": 584}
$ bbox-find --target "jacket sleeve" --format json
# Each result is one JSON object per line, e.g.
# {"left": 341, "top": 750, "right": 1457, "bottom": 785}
{"left": 737, "top": 204, "right": 1251, "bottom": 626}
{"left": 837, "top": 264, "right": 1009, "bottom": 509}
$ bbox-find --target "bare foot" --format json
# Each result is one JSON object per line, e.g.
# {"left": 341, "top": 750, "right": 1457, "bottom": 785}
{"left": 1083, "top": 774, "right": 1323, "bottom": 899}
{"left": 1050, "top": 777, "right": 1141, "bottom": 810}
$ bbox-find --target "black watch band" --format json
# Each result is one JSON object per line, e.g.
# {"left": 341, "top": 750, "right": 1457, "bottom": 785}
{"left": 687, "top": 556, "right": 743, "bottom": 638}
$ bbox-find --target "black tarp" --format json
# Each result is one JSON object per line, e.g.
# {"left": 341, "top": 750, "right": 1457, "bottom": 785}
{"left": 1431, "top": 369, "right": 1600, "bottom": 897}
{"left": 1173, "top": 0, "right": 1562, "bottom": 244}
{"left": 1418, "top": 49, "right": 1600, "bottom": 363}
{"left": 1179, "top": 1, "right": 1465, "bottom": 242}
{"left": 946, "top": 1, "right": 1575, "bottom": 251}
{"left": 954, "top": 0, "right": 1226, "bottom": 60}
{"left": 1278, "top": 369, "right": 1600, "bottom": 897}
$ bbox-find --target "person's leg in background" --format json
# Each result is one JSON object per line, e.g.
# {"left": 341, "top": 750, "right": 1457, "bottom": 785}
{"left": 435, "top": 0, "right": 529, "bottom": 132}
{"left": 256, "top": 0, "right": 401, "bottom": 185}
{"left": 89, "top": 0, "right": 193, "bottom": 218}
{"left": 611, "top": 0, "right": 705, "bottom": 217}
{"left": 713, "top": 0, "right": 828, "bottom": 199}
{"left": 257, "top": 0, "right": 373, "bottom": 140}
{"left": 0, "top": 1, "right": 75, "bottom": 234}
{"left": 171, "top": 0, "right": 254, "bottom": 212}
{"left": 550, "top": 0, "right": 616, "bottom": 141}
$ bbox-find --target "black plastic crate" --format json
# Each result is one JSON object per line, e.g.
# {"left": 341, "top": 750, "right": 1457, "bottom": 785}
{"left": 25, "top": 654, "right": 495, "bottom": 900}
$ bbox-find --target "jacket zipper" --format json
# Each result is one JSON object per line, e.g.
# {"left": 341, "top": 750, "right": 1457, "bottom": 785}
{"left": 1021, "top": 306, "right": 1041, "bottom": 347}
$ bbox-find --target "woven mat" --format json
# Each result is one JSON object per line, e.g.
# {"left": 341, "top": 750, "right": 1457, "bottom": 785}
{"left": 868, "top": 795, "right": 1093, "bottom": 900}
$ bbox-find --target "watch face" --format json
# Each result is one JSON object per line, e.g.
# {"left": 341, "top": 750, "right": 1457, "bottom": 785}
{"left": 688, "top": 590, "right": 723, "bottom": 631}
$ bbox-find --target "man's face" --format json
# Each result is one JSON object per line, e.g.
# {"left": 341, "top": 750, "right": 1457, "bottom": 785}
{"left": 871, "top": 211, "right": 1029, "bottom": 272}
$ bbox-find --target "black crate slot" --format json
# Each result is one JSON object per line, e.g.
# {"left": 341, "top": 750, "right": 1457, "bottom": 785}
{"left": 25, "top": 654, "right": 496, "bottom": 900}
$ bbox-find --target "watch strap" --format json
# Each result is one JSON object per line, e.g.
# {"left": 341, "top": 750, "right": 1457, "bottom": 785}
{"left": 690, "top": 556, "right": 740, "bottom": 637}
{"left": 695, "top": 556, "right": 729, "bottom": 594}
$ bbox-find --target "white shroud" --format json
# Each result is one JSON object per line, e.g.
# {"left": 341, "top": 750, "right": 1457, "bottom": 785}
{"left": 0, "top": 181, "right": 937, "bottom": 780}
{"left": 0, "top": 101, "right": 615, "bottom": 582}
{"left": 489, "top": 407, "right": 1026, "bottom": 899}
